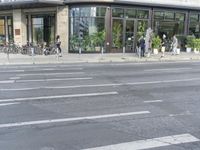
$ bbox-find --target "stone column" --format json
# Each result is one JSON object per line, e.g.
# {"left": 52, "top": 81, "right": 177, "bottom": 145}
{"left": 13, "top": 9, "right": 27, "bottom": 46}
{"left": 56, "top": 5, "right": 69, "bottom": 53}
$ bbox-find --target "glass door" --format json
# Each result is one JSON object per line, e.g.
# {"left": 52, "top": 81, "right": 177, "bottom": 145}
{"left": 111, "top": 19, "right": 123, "bottom": 52}
{"left": 125, "top": 20, "right": 135, "bottom": 53}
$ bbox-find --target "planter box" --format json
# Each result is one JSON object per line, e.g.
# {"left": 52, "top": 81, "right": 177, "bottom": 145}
{"left": 176, "top": 48, "right": 180, "bottom": 55}
{"left": 186, "top": 47, "right": 192, "bottom": 53}
{"left": 153, "top": 48, "right": 158, "bottom": 54}
{"left": 194, "top": 48, "right": 199, "bottom": 54}
{"left": 161, "top": 46, "right": 165, "bottom": 53}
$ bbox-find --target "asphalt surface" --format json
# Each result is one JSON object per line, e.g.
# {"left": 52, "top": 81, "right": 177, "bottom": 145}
{"left": 0, "top": 61, "right": 200, "bottom": 150}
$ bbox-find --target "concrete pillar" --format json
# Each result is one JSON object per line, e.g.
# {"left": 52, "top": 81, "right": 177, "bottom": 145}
{"left": 13, "top": 9, "right": 27, "bottom": 46}
{"left": 56, "top": 5, "right": 69, "bottom": 53}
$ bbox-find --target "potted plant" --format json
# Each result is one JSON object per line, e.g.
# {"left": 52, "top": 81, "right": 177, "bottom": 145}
{"left": 93, "top": 30, "right": 105, "bottom": 52}
{"left": 70, "top": 35, "right": 79, "bottom": 52}
{"left": 152, "top": 35, "right": 161, "bottom": 54}
{"left": 193, "top": 38, "right": 200, "bottom": 54}
{"left": 186, "top": 35, "right": 195, "bottom": 53}
{"left": 112, "top": 22, "right": 122, "bottom": 52}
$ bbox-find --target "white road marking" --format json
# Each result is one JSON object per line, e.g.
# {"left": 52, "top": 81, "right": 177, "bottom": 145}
{"left": 0, "top": 92, "right": 118, "bottom": 103}
{"left": 82, "top": 134, "right": 200, "bottom": 150}
{"left": 0, "top": 102, "right": 20, "bottom": 107}
{"left": 2, "top": 77, "right": 200, "bottom": 90}
{"left": 41, "top": 68, "right": 83, "bottom": 71}
{"left": 0, "top": 70, "right": 24, "bottom": 73}
{"left": 16, "top": 77, "right": 92, "bottom": 83}
{"left": 144, "top": 100, "right": 163, "bottom": 103}
{"left": 17, "top": 72, "right": 85, "bottom": 76}
{"left": 0, "top": 87, "right": 40, "bottom": 91}
{"left": 9, "top": 77, "right": 21, "bottom": 80}
{"left": 144, "top": 67, "right": 192, "bottom": 72}
{"left": 0, "top": 80, "right": 14, "bottom": 84}
{"left": 0, "top": 111, "right": 150, "bottom": 128}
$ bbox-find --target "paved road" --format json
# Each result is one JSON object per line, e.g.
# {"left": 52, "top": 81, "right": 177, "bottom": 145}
{"left": 0, "top": 61, "right": 200, "bottom": 150}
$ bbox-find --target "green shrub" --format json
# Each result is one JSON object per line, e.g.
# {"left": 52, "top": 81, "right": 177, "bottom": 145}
{"left": 152, "top": 35, "right": 161, "bottom": 49}
{"left": 186, "top": 35, "right": 195, "bottom": 48}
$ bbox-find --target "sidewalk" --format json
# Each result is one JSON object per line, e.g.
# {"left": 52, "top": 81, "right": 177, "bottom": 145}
{"left": 0, "top": 52, "right": 200, "bottom": 65}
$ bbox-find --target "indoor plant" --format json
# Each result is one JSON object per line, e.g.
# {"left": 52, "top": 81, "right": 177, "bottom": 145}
{"left": 152, "top": 35, "right": 161, "bottom": 54}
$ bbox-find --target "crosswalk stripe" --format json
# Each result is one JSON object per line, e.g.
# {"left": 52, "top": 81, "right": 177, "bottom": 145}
{"left": 82, "top": 134, "right": 199, "bottom": 150}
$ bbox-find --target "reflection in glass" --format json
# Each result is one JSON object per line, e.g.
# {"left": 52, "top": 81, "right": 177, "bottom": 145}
{"left": 125, "top": 9, "right": 136, "bottom": 18}
{"left": 31, "top": 15, "right": 55, "bottom": 46}
{"left": 0, "top": 18, "right": 5, "bottom": 45}
{"left": 137, "top": 10, "right": 149, "bottom": 19}
{"left": 125, "top": 20, "right": 134, "bottom": 52}
{"left": 70, "top": 6, "right": 106, "bottom": 53}
{"left": 112, "top": 8, "right": 124, "bottom": 18}
{"left": 189, "top": 13, "right": 200, "bottom": 37}
{"left": 154, "top": 11, "right": 185, "bottom": 40}
{"left": 112, "top": 19, "right": 123, "bottom": 52}
{"left": 7, "top": 17, "right": 13, "bottom": 42}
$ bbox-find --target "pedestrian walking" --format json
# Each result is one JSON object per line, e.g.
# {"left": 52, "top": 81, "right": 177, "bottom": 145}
{"left": 172, "top": 34, "right": 178, "bottom": 55}
{"left": 161, "top": 34, "right": 167, "bottom": 57}
{"left": 56, "top": 35, "right": 62, "bottom": 57}
{"left": 139, "top": 35, "right": 145, "bottom": 57}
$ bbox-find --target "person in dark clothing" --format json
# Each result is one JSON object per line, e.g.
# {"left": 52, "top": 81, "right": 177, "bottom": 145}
{"left": 139, "top": 36, "right": 145, "bottom": 57}
{"left": 56, "top": 35, "right": 62, "bottom": 56}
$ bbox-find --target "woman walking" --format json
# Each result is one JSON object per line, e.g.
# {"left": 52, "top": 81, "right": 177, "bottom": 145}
{"left": 56, "top": 35, "right": 62, "bottom": 57}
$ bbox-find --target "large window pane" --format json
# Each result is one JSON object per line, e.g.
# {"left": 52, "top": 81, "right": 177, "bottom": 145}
{"left": 0, "top": 18, "right": 5, "bottom": 45}
{"left": 175, "top": 13, "right": 185, "bottom": 21}
{"left": 137, "top": 10, "right": 149, "bottom": 19}
{"left": 112, "top": 8, "right": 124, "bottom": 18}
{"left": 154, "top": 11, "right": 164, "bottom": 19}
{"left": 165, "top": 11, "right": 174, "bottom": 20}
{"left": 7, "top": 17, "right": 13, "bottom": 42}
{"left": 190, "top": 13, "right": 199, "bottom": 22}
{"left": 125, "top": 9, "right": 136, "bottom": 18}
{"left": 70, "top": 6, "right": 106, "bottom": 53}
{"left": 112, "top": 19, "right": 123, "bottom": 51}
{"left": 31, "top": 15, "right": 55, "bottom": 46}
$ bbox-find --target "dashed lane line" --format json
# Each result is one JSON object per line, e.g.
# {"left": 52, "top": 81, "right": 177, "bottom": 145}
{"left": 16, "top": 72, "right": 85, "bottom": 76}
{"left": 1, "top": 77, "right": 200, "bottom": 90}
{"left": 144, "top": 100, "right": 163, "bottom": 103}
{"left": 0, "top": 111, "right": 150, "bottom": 128}
{"left": 0, "top": 92, "right": 118, "bottom": 103}
{"left": 0, "top": 102, "right": 20, "bottom": 107}
{"left": 15, "top": 77, "right": 92, "bottom": 83}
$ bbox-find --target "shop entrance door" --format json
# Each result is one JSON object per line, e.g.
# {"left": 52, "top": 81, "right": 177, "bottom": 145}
{"left": 125, "top": 19, "right": 135, "bottom": 53}
{"left": 111, "top": 18, "right": 148, "bottom": 53}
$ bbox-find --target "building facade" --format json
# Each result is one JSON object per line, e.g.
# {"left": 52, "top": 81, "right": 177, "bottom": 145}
{"left": 0, "top": 0, "right": 200, "bottom": 53}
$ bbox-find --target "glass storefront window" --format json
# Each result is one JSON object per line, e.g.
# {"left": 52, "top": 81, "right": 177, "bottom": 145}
{"left": 189, "top": 13, "right": 200, "bottom": 37}
{"left": 112, "top": 8, "right": 124, "bottom": 18}
{"left": 31, "top": 15, "right": 55, "bottom": 46}
{"left": 32, "top": 18, "right": 44, "bottom": 45}
{"left": 0, "top": 18, "right": 5, "bottom": 45}
{"left": 70, "top": 6, "right": 106, "bottom": 53}
{"left": 112, "top": 19, "right": 123, "bottom": 50}
{"left": 165, "top": 11, "right": 174, "bottom": 20}
{"left": 154, "top": 10, "right": 185, "bottom": 39}
{"left": 7, "top": 16, "right": 13, "bottom": 42}
{"left": 154, "top": 11, "right": 164, "bottom": 19}
{"left": 125, "top": 9, "right": 136, "bottom": 18}
{"left": 137, "top": 10, "right": 149, "bottom": 19}
{"left": 0, "top": 16, "right": 13, "bottom": 45}
{"left": 70, "top": 8, "right": 80, "bottom": 17}
{"left": 175, "top": 13, "right": 185, "bottom": 21}
{"left": 190, "top": 14, "right": 199, "bottom": 22}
